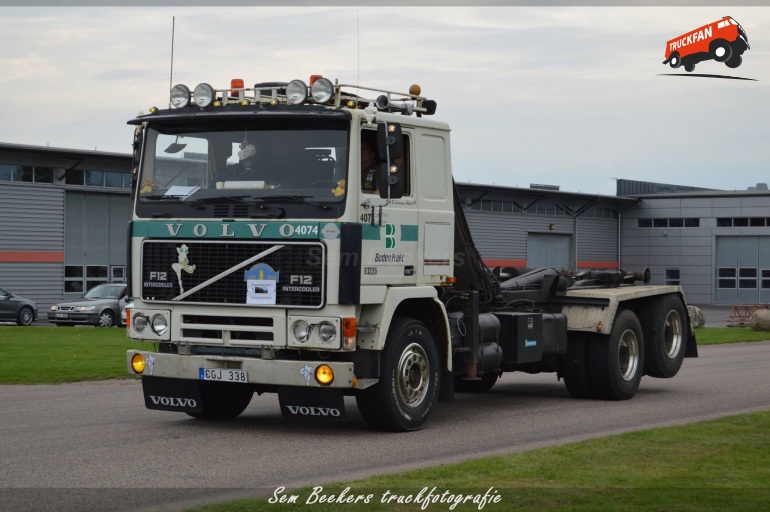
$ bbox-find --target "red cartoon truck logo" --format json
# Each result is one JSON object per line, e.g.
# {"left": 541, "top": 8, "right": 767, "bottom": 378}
{"left": 663, "top": 16, "right": 749, "bottom": 72}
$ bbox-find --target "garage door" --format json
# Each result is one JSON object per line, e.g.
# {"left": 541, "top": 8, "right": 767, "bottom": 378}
{"left": 527, "top": 233, "right": 572, "bottom": 269}
{"left": 715, "top": 236, "right": 770, "bottom": 304}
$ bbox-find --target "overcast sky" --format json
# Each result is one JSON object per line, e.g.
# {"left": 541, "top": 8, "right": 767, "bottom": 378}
{"left": 0, "top": 4, "right": 768, "bottom": 195}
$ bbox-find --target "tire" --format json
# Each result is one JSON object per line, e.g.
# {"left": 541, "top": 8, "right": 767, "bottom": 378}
{"left": 684, "top": 62, "right": 696, "bottom": 72}
{"left": 710, "top": 40, "right": 733, "bottom": 62}
{"left": 17, "top": 306, "right": 34, "bottom": 326}
{"left": 641, "top": 295, "right": 686, "bottom": 378}
{"left": 725, "top": 55, "right": 742, "bottom": 69}
{"left": 588, "top": 310, "right": 644, "bottom": 400}
{"left": 355, "top": 318, "right": 440, "bottom": 431}
{"left": 668, "top": 52, "right": 681, "bottom": 69}
{"left": 560, "top": 333, "right": 596, "bottom": 399}
{"left": 186, "top": 382, "right": 253, "bottom": 420}
{"left": 454, "top": 371, "right": 499, "bottom": 393}
{"left": 97, "top": 310, "right": 116, "bottom": 328}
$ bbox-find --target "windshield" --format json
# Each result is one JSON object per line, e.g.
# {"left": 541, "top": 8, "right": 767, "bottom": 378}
{"left": 84, "top": 285, "right": 125, "bottom": 299}
{"left": 136, "top": 118, "right": 349, "bottom": 219}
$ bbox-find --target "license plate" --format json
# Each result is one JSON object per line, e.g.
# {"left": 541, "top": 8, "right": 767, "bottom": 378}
{"left": 55, "top": 313, "right": 68, "bottom": 319}
{"left": 199, "top": 368, "right": 248, "bottom": 383}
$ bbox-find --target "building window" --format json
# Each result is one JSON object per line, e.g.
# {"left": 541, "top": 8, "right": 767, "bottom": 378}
{"left": 86, "top": 265, "right": 109, "bottom": 290}
{"left": 104, "top": 171, "right": 123, "bottom": 188}
{"left": 739, "top": 268, "right": 757, "bottom": 289}
{"left": 653, "top": 218, "right": 668, "bottom": 228}
{"left": 65, "top": 169, "right": 85, "bottom": 185}
{"left": 718, "top": 268, "right": 736, "bottom": 289}
{"left": 684, "top": 218, "right": 700, "bottom": 227}
{"left": 665, "top": 269, "right": 680, "bottom": 285}
{"left": 669, "top": 218, "right": 684, "bottom": 228}
{"left": 12, "top": 165, "right": 33, "bottom": 182}
{"left": 761, "top": 270, "right": 770, "bottom": 289}
{"left": 111, "top": 265, "right": 125, "bottom": 283}
{"left": 85, "top": 170, "right": 104, "bottom": 187}
{"left": 750, "top": 218, "right": 766, "bottom": 227}
{"left": 34, "top": 167, "right": 54, "bottom": 183}
{"left": 734, "top": 218, "right": 749, "bottom": 227}
{"left": 638, "top": 219, "right": 652, "bottom": 228}
{"left": 717, "top": 218, "right": 732, "bottom": 227}
{"left": 65, "top": 265, "right": 84, "bottom": 293}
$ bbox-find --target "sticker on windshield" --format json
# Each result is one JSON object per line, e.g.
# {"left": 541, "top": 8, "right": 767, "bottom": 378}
{"left": 244, "top": 263, "right": 279, "bottom": 305}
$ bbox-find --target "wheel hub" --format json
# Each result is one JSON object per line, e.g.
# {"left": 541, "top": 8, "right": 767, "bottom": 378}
{"left": 397, "top": 343, "right": 429, "bottom": 408}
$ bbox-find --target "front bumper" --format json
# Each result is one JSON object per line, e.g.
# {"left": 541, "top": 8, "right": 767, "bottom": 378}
{"left": 48, "top": 311, "right": 99, "bottom": 325}
{"left": 127, "top": 350, "right": 356, "bottom": 388}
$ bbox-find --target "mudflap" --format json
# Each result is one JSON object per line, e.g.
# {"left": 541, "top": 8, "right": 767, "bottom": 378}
{"left": 142, "top": 376, "right": 203, "bottom": 413}
{"left": 278, "top": 386, "right": 346, "bottom": 421}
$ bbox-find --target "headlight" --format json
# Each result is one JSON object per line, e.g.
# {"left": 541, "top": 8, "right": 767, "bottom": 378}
{"left": 76, "top": 306, "right": 96, "bottom": 311}
{"left": 293, "top": 320, "right": 311, "bottom": 342}
{"left": 310, "top": 78, "right": 334, "bottom": 103}
{"left": 133, "top": 314, "right": 149, "bottom": 334}
{"left": 50, "top": 306, "right": 57, "bottom": 311}
{"left": 151, "top": 314, "right": 168, "bottom": 336}
{"left": 318, "top": 322, "right": 336, "bottom": 344}
{"left": 286, "top": 79, "right": 308, "bottom": 104}
{"left": 170, "top": 84, "right": 191, "bottom": 108}
{"left": 193, "top": 83, "right": 215, "bottom": 107}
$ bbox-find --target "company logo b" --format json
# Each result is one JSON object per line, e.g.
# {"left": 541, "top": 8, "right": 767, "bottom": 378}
{"left": 385, "top": 223, "right": 396, "bottom": 249}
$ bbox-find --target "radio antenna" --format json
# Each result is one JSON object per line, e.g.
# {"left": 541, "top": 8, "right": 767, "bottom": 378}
{"left": 356, "top": 10, "right": 360, "bottom": 87}
{"left": 169, "top": 16, "right": 175, "bottom": 107}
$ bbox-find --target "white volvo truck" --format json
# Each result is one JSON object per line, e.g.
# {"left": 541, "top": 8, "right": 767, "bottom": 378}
{"left": 125, "top": 76, "right": 697, "bottom": 431}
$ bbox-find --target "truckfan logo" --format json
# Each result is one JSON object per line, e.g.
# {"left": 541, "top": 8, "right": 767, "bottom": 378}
{"left": 663, "top": 16, "right": 750, "bottom": 73}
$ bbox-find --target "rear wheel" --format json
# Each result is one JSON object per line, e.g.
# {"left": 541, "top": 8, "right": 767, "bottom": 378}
{"left": 668, "top": 52, "right": 681, "bottom": 69}
{"left": 588, "top": 310, "right": 644, "bottom": 400}
{"left": 355, "top": 318, "right": 440, "bottom": 431}
{"left": 641, "top": 295, "right": 686, "bottom": 378}
{"left": 186, "top": 382, "right": 253, "bottom": 420}
{"left": 684, "top": 62, "right": 696, "bottom": 72}
{"left": 17, "top": 306, "right": 34, "bottom": 326}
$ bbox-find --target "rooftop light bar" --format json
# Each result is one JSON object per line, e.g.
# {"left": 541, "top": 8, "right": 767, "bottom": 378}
{"left": 166, "top": 77, "right": 435, "bottom": 115}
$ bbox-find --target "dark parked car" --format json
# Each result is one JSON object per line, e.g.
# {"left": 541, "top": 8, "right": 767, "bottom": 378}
{"left": 48, "top": 284, "right": 128, "bottom": 328}
{"left": 0, "top": 286, "right": 38, "bottom": 326}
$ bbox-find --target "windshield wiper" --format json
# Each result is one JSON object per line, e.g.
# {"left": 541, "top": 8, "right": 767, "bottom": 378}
{"left": 255, "top": 195, "right": 332, "bottom": 211}
{"left": 140, "top": 194, "right": 204, "bottom": 210}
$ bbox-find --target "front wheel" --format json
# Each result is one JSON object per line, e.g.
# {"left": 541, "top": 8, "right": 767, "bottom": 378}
{"left": 725, "top": 55, "right": 743, "bottom": 68}
{"left": 97, "top": 310, "right": 116, "bottom": 328}
{"left": 710, "top": 40, "right": 733, "bottom": 62}
{"left": 355, "top": 318, "right": 440, "bottom": 431}
{"left": 588, "top": 310, "right": 644, "bottom": 400}
{"left": 17, "top": 306, "right": 35, "bottom": 326}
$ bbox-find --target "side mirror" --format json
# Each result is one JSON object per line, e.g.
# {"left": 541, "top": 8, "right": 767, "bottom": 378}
{"left": 377, "top": 122, "right": 403, "bottom": 160}
{"left": 131, "top": 127, "right": 143, "bottom": 200}
{"left": 378, "top": 162, "right": 404, "bottom": 199}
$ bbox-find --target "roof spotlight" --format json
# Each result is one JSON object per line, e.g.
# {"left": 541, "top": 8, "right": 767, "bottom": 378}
{"left": 170, "top": 84, "right": 191, "bottom": 108}
{"left": 310, "top": 78, "right": 334, "bottom": 104}
{"left": 286, "top": 80, "right": 308, "bottom": 105}
{"left": 193, "top": 83, "right": 215, "bottom": 107}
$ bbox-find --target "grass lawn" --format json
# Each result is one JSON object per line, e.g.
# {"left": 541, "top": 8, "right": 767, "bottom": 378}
{"left": 0, "top": 325, "right": 140, "bottom": 384}
{"left": 191, "top": 410, "right": 770, "bottom": 512}
{"left": 694, "top": 327, "right": 770, "bottom": 345}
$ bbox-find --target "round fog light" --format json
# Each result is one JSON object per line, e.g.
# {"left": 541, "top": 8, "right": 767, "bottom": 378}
{"left": 315, "top": 364, "right": 334, "bottom": 386}
{"left": 293, "top": 320, "right": 311, "bottom": 342}
{"left": 131, "top": 354, "right": 146, "bottom": 374}
{"left": 133, "top": 314, "right": 148, "bottom": 334}
{"left": 318, "top": 322, "right": 336, "bottom": 344}
{"left": 151, "top": 314, "right": 168, "bottom": 336}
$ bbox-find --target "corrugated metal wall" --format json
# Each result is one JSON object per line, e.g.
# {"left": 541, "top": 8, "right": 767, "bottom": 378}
{"left": 464, "top": 209, "right": 619, "bottom": 270}
{"left": 0, "top": 183, "right": 65, "bottom": 309}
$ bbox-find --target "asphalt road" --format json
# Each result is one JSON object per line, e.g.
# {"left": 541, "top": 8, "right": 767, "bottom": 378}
{"left": 1, "top": 341, "right": 769, "bottom": 512}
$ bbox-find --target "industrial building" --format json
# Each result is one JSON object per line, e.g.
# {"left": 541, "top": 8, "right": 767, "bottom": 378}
{"left": 1, "top": 142, "right": 768, "bottom": 309}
